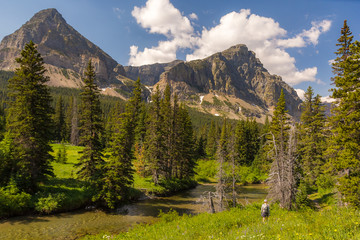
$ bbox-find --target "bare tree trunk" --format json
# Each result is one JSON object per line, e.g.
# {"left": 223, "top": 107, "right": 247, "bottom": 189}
{"left": 267, "top": 124, "right": 298, "bottom": 210}
{"left": 229, "top": 134, "right": 237, "bottom": 208}
{"left": 70, "top": 98, "right": 79, "bottom": 145}
{"left": 216, "top": 149, "right": 225, "bottom": 211}
{"left": 209, "top": 192, "right": 215, "bottom": 213}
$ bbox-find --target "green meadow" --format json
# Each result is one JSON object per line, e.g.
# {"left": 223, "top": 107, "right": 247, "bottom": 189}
{"left": 83, "top": 202, "right": 360, "bottom": 240}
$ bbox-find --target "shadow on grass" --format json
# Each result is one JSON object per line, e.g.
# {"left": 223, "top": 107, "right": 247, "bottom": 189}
{"left": 45, "top": 177, "right": 85, "bottom": 189}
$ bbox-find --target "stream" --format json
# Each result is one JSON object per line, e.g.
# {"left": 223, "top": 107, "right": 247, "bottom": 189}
{"left": 0, "top": 184, "right": 267, "bottom": 240}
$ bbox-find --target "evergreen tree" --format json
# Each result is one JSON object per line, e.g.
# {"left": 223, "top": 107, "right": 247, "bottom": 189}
{"left": 144, "top": 86, "right": 165, "bottom": 184}
{"left": 70, "top": 97, "right": 80, "bottom": 145}
{"left": 235, "top": 120, "right": 248, "bottom": 165}
{"left": 54, "top": 96, "right": 66, "bottom": 142}
{"left": 298, "top": 86, "right": 327, "bottom": 187}
{"left": 206, "top": 121, "right": 218, "bottom": 157}
{"left": 65, "top": 95, "right": 74, "bottom": 142}
{"left": 235, "top": 119, "right": 260, "bottom": 166}
{"left": 0, "top": 133, "right": 15, "bottom": 187}
{"left": 56, "top": 141, "right": 68, "bottom": 164}
{"left": 133, "top": 103, "right": 148, "bottom": 177}
{"left": 101, "top": 78, "right": 142, "bottom": 208}
{"left": 0, "top": 105, "right": 6, "bottom": 140}
{"left": 176, "top": 104, "right": 195, "bottom": 179}
{"left": 160, "top": 84, "right": 173, "bottom": 179}
{"left": 6, "top": 41, "right": 54, "bottom": 192}
{"left": 332, "top": 20, "right": 353, "bottom": 80}
{"left": 253, "top": 115, "right": 271, "bottom": 173}
{"left": 328, "top": 38, "right": 360, "bottom": 206}
{"left": 77, "top": 60, "right": 104, "bottom": 189}
{"left": 194, "top": 131, "right": 207, "bottom": 159}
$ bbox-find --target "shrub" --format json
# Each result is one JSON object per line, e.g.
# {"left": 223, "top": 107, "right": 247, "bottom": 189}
{"left": 295, "top": 181, "right": 312, "bottom": 209}
{"left": 316, "top": 174, "right": 335, "bottom": 193}
{"left": 34, "top": 193, "right": 65, "bottom": 214}
{"left": 0, "top": 182, "right": 32, "bottom": 217}
{"left": 195, "top": 159, "right": 218, "bottom": 181}
{"left": 158, "top": 209, "right": 180, "bottom": 223}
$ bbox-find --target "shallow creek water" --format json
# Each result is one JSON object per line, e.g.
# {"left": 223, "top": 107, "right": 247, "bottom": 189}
{"left": 0, "top": 184, "right": 267, "bottom": 240}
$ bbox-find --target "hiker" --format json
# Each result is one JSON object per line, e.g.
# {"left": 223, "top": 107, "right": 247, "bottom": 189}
{"left": 261, "top": 199, "right": 270, "bottom": 222}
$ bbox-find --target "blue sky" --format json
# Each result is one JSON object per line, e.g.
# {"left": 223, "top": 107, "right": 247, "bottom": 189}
{"left": 0, "top": 0, "right": 359, "bottom": 100}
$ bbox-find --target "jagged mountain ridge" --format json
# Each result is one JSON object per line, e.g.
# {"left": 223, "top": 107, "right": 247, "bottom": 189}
{"left": 126, "top": 45, "right": 302, "bottom": 120}
{"left": 0, "top": 8, "right": 131, "bottom": 93}
{"left": 124, "top": 60, "right": 182, "bottom": 86}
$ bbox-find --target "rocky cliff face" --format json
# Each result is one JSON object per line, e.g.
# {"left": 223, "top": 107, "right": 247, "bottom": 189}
{"left": 155, "top": 45, "right": 302, "bottom": 120}
{"left": 0, "top": 8, "right": 130, "bottom": 90}
{"left": 124, "top": 60, "right": 182, "bottom": 86}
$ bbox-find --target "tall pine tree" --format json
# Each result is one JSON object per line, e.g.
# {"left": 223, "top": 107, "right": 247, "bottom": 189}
{"left": 329, "top": 23, "right": 360, "bottom": 207}
{"left": 298, "top": 86, "right": 327, "bottom": 187}
{"left": 176, "top": 103, "right": 195, "bottom": 179}
{"left": 77, "top": 60, "right": 104, "bottom": 190}
{"left": 54, "top": 95, "right": 66, "bottom": 142}
{"left": 101, "top": 78, "right": 142, "bottom": 208}
{"left": 7, "top": 41, "right": 54, "bottom": 192}
{"left": 206, "top": 121, "right": 218, "bottom": 157}
{"left": 144, "top": 86, "right": 165, "bottom": 184}
{"left": 332, "top": 20, "right": 353, "bottom": 80}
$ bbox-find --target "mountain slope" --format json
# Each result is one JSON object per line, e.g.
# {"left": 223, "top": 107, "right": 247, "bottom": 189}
{"left": 0, "top": 8, "right": 131, "bottom": 93}
{"left": 153, "top": 45, "right": 302, "bottom": 121}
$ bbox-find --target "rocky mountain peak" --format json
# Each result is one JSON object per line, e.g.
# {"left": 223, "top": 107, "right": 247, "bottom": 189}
{"left": 0, "top": 8, "right": 130, "bottom": 90}
{"left": 29, "top": 8, "right": 65, "bottom": 24}
{"left": 153, "top": 45, "right": 302, "bottom": 121}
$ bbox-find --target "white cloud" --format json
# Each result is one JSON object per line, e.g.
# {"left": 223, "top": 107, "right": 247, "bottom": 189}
{"left": 129, "top": 40, "right": 178, "bottom": 66}
{"left": 129, "top": 0, "right": 195, "bottom": 65}
{"left": 131, "top": 0, "right": 193, "bottom": 37}
{"left": 321, "top": 96, "right": 336, "bottom": 103}
{"left": 295, "top": 88, "right": 306, "bottom": 100}
{"left": 186, "top": 9, "right": 286, "bottom": 60}
{"left": 129, "top": 2, "right": 331, "bottom": 86}
{"left": 277, "top": 36, "right": 306, "bottom": 48}
{"left": 328, "top": 59, "right": 335, "bottom": 66}
{"left": 302, "top": 20, "right": 331, "bottom": 45}
{"left": 278, "top": 20, "right": 331, "bottom": 48}
{"left": 189, "top": 13, "right": 198, "bottom": 20}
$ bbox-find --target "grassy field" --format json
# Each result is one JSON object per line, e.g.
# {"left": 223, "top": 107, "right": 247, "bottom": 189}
{"left": 82, "top": 202, "right": 360, "bottom": 240}
{"left": 50, "top": 143, "right": 84, "bottom": 178}
{"left": 46, "top": 144, "right": 196, "bottom": 211}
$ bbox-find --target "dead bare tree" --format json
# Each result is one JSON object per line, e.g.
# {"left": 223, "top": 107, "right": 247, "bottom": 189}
{"left": 197, "top": 191, "right": 217, "bottom": 213}
{"left": 216, "top": 146, "right": 226, "bottom": 211}
{"left": 70, "top": 97, "right": 79, "bottom": 145}
{"left": 228, "top": 133, "right": 238, "bottom": 208}
{"left": 267, "top": 124, "right": 298, "bottom": 209}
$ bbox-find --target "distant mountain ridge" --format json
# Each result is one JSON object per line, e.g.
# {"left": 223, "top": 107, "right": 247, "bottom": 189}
{"left": 126, "top": 45, "right": 302, "bottom": 120}
{"left": 0, "top": 8, "right": 302, "bottom": 121}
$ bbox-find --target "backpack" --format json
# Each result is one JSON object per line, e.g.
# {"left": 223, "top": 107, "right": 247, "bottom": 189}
{"left": 261, "top": 204, "right": 269, "bottom": 214}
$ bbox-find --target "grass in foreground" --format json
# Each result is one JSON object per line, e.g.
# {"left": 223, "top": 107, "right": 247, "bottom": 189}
{"left": 83, "top": 203, "right": 360, "bottom": 240}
